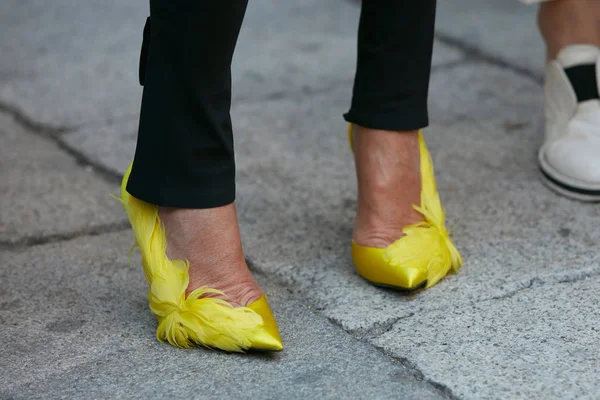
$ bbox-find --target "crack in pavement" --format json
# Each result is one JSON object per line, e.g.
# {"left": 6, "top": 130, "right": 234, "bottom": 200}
{"left": 0, "top": 222, "right": 130, "bottom": 251}
{"left": 357, "top": 314, "right": 415, "bottom": 341}
{"left": 232, "top": 57, "right": 467, "bottom": 105}
{"left": 245, "top": 259, "right": 459, "bottom": 398}
{"left": 0, "top": 102, "right": 123, "bottom": 185}
{"left": 434, "top": 32, "right": 544, "bottom": 85}
{"left": 373, "top": 346, "right": 462, "bottom": 400}
{"left": 0, "top": 31, "right": 506, "bottom": 198}
{"left": 259, "top": 264, "right": 600, "bottom": 400}
{"left": 0, "top": 100, "right": 65, "bottom": 135}
{"left": 247, "top": 251, "right": 600, "bottom": 399}
{"left": 482, "top": 269, "right": 600, "bottom": 304}
{"left": 360, "top": 268, "right": 600, "bottom": 341}
{"left": 349, "top": 270, "right": 600, "bottom": 400}
{"left": 0, "top": 103, "right": 129, "bottom": 251}
{"left": 246, "top": 266, "right": 463, "bottom": 399}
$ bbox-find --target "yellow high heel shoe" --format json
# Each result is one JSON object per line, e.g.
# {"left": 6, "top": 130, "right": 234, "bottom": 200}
{"left": 117, "top": 164, "right": 283, "bottom": 352}
{"left": 349, "top": 125, "right": 463, "bottom": 290}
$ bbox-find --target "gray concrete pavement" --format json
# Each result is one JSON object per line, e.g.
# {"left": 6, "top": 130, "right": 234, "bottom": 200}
{"left": 373, "top": 275, "right": 600, "bottom": 400}
{"left": 436, "top": 0, "right": 544, "bottom": 78}
{"left": 0, "top": 232, "right": 442, "bottom": 400}
{"left": 0, "top": 113, "right": 125, "bottom": 245}
{"left": 1, "top": 1, "right": 600, "bottom": 399}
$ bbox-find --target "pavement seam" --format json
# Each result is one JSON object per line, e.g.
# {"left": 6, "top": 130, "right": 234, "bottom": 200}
{"left": 0, "top": 103, "right": 122, "bottom": 185}
{"left": 250, "top": 262, "right": 600, "bottom": 400}
{"left": 354, "top": 312, "right": 463, "bottom": 400}
{"left": 247, "top": 261, "right": 460, "bottom": 400}
{"left": 434, "top": 32, "right": 543, "bottom": 85}
{"left": 354, "top": 314, "right": 417, "bottom": 343}
{"left": 481, "top": 269, "right": 600, "bottom": 303}
{"left": 483, "top": 277, "right": 538, "bottom": 302}
{"left": 360, "top": 269, "right": 600, "bottom": 338}
{"left": 350, "top": 314, "right": 461, "bottom": 399}
{"left": 232, "top": 57, "right": 468, "bottom": 105}
{"left": 0, "top": 222, "right": 130, "bottom": 251}
{"left": 0, "top": 99, "right": 65, "bottom": 134}
{"left": 367, "top": 341, "right": 461, "bottom": 400}
{"left": 351, "top": 271, "right": 600, "bottom": 400}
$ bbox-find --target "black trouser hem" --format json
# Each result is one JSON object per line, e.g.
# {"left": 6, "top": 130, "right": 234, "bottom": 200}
{"left": 344, "top": 99, "right": 429, "bottom": 131}
{"left": 126, "top": 167, "right": 236, "bottom": 209}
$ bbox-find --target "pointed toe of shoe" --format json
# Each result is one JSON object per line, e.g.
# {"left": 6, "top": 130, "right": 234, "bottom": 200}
{"left": 246, "top": 294, "right": 284, "bottom": 351}
{"left": 351, "top": 242, "right": 428, "bottom": 290}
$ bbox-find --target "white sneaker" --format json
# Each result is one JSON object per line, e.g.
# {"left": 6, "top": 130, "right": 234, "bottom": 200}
{"left": 539, "top": 44, "right": 600, "bottom": 201}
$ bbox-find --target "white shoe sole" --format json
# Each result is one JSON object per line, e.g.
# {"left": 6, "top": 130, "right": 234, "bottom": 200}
{"left": 538, "top": 147, "right": 600, "bottom": 202}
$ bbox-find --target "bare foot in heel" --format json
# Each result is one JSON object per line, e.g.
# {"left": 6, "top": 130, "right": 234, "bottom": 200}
{"left": 159, "top": 203, "right": 262, "bottom": 307}
{"left": 352, "top": 126, "right": 424, "bottom": 248}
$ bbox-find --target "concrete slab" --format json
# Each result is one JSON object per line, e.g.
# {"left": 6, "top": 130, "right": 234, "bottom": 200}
{"left": 0, "top": 0, "right": 144, "bottom": 128}
{"left": 61, "top": 117, "right": 138, "bottom": 176}
{"left": 0, "top": 113, "right": 125, "bottom": 245}
{"left": 436, "top": 0, "right": 544, "bottom": 77}
{"left": 372, "top": 275, "right": 600, "bottom": 400}
{"left": 0, "top": 232, "right": 442, "bottom": 400}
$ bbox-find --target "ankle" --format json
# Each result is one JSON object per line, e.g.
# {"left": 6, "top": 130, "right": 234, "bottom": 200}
{"left": 158, "top": 204, "right": 245, "bottom": 264}
{"left": 157, "top": 204, "right": 262, "bottom": 307}
{"left": 352, "top": 125, "right": 423, "bottom": 248}
{"left": 538, "top": 0, "right": 600, "bottom": 60}
{"left": 353, "top": 126, "right": 420, "bottom": 184}
{"left": 352, "top": 126, "right": 419, "bottom": 153}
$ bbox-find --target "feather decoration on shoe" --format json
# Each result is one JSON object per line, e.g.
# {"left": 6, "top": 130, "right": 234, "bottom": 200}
{"left": 117, "top": 164, "right": 262, "bottom": 352}
{"left": 383, "top": 132, "right": 462, "bottom": 288}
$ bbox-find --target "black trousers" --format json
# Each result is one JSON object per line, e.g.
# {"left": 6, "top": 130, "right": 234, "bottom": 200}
{"left": 127, "top": 1, "right": 437, "bottom": 208}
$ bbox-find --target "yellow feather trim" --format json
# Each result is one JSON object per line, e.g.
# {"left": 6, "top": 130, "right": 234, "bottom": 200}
{"left": 383, "top": 132, "right": 462, "bottom": 288}
{"left": 117, "top": 164, "right": 263, "bottom": 352}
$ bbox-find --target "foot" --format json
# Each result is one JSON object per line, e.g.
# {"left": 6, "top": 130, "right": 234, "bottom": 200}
{"left": 158, "top": 203, "right": 263, "bottom": 307}
{"left": 539, "top": 45, "right": 600, "bottom": 200}
{"left": 352, "top": 125, "right": 424, "bottom": 248}
{"left": 538, "top": 0, "right": 600, "bottom": 200}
